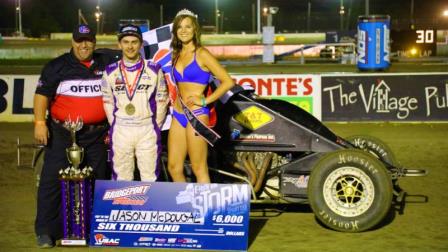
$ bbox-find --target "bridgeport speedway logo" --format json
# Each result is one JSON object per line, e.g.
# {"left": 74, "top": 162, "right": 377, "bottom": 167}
{"left": 102, "top": 185, "right": 151, "bottom": 205}
{"left": 94, "top": 234, "right": 120, "bottom": 246}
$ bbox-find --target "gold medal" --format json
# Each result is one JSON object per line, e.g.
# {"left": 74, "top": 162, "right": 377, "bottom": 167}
{"left": 125, "top": 103, "right": 135, "bottom": 115}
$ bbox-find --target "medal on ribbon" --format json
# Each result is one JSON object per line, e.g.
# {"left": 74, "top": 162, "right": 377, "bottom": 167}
{"left": 125, "top": 103, "right": 136, "bottom": 115}
{"left": 119, "top": 59, "right": 144, "bottom": 116}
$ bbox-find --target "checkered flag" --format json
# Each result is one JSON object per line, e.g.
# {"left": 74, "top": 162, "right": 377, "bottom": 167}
{"left": 141, "top": 24, "right": 174, "bottom": 131}
{"left": 141, "top": 24, "right": 173, "bottom": 62}
{"left": 141, "top": 24, "right": 173, "bottom": 89}
{"left": 141, "top": 23, "right": 176, "bottom": 101}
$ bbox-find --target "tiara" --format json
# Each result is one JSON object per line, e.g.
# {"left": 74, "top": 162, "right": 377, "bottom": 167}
{"left": 176, "top": 8, "right": 197, "bottom": 18}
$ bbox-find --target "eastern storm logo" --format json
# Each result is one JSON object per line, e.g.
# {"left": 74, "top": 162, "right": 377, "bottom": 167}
{"left": 175, "top": 184, "right": 249, "bottom": 218}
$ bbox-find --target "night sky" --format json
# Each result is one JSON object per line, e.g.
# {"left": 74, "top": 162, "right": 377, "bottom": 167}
{"left": 1, "top": 0, "right": 447, "bottom": 36}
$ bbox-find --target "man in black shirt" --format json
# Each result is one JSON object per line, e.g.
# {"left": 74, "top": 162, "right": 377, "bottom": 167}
{"left": 33, "top": 24, "right": 119, "bottom": 248}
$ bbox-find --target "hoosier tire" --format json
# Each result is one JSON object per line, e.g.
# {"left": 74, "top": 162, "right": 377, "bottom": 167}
{"left": 308, "top": 149, "right": 393, "bottom": 232}
{"left": 346, "top": 135, "right": 397, "bottom": 166}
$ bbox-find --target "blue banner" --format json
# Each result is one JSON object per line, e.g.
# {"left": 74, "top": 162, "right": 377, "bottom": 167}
{"left": 90, "top": 181, "right": 250, "bottom": 251}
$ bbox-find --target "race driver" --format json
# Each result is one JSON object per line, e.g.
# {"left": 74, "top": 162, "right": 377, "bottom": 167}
{"left": 101, "top": 24, "right": 169, "bottom": 181}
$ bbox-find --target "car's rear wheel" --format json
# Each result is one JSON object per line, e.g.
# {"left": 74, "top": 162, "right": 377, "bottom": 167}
{"left": 308, "top": 149, "right": 393, "bottom": 232}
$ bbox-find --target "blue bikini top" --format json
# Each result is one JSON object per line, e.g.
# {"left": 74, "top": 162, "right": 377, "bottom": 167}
{"left": 173, "top": 53, "right": 211, "bottom": 85}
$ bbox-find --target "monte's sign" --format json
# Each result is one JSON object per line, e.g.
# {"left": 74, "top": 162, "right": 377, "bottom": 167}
{"left": 321, "top": 74, "right": 448, "bottom": 121}
{"left": 231, "top": 74, "right": 322, "bottom": 119}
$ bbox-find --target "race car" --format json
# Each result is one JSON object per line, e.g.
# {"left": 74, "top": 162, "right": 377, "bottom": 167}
{"left": 198, "top": 86, "right": 427, "bottom": 232}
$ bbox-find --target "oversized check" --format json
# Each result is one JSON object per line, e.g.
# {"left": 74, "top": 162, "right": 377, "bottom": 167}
{"left": 90, "top": 180, "right": 250, "bottom": 251}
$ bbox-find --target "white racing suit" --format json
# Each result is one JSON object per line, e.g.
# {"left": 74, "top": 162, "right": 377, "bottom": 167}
{"left": 102, "top": 59, "right": 169, "bottom": 181}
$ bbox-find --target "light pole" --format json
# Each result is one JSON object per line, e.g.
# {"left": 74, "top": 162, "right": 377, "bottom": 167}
{"left": 263, "top": 7, "right": 268, "bottom": 26}
{"left": 15, "top": 0, "right": 23, "bottom": 37}
{"left": 257, "top": 0, "right": 261, "bottom": 34}
{"left": 215, "top": 0, "right": 219, "bottom": 33}
{"left": 263, "top": 7, "right": 279, "bottom": 27}
{"left": 307, "top": 0, "right": 311, "bottom": 32}
{"left": 339, "top": 0, "right": 345, "bottom": 30}
{"left": 410, "top": 0, "right": 414, "bottom": 29}
{"left": 95, "top": 0, "right": 102, "bottom": 34}
{"left": 365, "top": 0, "right": 369, "bottom": 15}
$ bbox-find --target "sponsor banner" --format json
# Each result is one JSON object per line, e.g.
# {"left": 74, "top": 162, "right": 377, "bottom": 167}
{"left": 90, "top": 181, "right": 250, "bottom": 251}
{"left": 0, "top": 75, "right": 36, "bottom": 122}
{"left": 0, "top": 74, "right": 322, "bottom": 122}
{"left": 232, "top": 74, "right": 321, "bottom": 120}
{"left": 4, "top": 73, "right": 448, "bottom": 122}
{"left": 322, "top": 73, "right": 448, "bottom": 121}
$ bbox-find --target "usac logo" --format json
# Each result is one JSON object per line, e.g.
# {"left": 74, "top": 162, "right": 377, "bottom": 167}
{"left": 94, "top": 233, "right": 120, "bottom": 246}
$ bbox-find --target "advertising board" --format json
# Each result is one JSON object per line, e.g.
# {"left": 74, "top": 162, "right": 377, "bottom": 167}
{"left": 321, "top": 73, "right": 448, "bottom": 121}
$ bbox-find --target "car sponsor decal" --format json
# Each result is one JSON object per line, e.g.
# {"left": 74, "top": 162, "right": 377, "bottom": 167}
{"left": 233, "top": 105, "right": 273, "bottom": 130}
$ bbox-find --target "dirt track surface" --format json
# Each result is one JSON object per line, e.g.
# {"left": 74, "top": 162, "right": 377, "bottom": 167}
{"left": 0, "top": 122, "right": 447, "bottom": 252}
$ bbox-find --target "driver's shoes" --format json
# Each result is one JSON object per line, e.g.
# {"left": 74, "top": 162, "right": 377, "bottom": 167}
{"left": 36, "top": 234, "right": 55, "bottom": 249}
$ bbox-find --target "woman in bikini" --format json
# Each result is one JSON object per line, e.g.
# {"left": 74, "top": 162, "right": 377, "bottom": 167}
{"left": 167, "top": 9, "right": 234, "bottom": 183}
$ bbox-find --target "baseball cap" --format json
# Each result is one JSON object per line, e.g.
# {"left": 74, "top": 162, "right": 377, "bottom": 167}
{"left": 72, "top": 24, "right": 96, "bottom": 42}
{"left": 118, "top": 24, "right": 143, "bottom": 41}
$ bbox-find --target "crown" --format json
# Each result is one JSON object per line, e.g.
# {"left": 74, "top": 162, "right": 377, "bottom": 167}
{"left": 176, "top": 8, "right": 197, "bottom": 18}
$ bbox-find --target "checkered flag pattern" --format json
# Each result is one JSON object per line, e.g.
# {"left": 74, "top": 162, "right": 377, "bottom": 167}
{"left": 141, "top": 24, "right": 174, "bottom": 131}
{"left": 141, "top": 24, "right": 173, "bottom": 61}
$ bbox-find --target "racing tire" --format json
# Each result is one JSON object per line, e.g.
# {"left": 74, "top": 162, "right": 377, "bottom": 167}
{"left": 308, "top": 149, "right": 393, "bottom": 232}
{"left": 346, "top": 135, "right": 397, "bottom": 166}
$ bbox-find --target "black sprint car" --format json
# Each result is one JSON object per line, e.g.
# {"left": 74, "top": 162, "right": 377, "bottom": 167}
{"left": 192, "top": 85, "right": 427, "bottom": 232}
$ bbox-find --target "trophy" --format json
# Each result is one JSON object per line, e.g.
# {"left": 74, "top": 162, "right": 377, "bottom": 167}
{"left": 59, "top": 118, "right": 94, "bottom": 246}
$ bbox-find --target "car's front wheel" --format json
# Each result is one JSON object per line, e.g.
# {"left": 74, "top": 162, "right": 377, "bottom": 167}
{"left": 308, "top": 149, "right": 393, "bottom": 232}
{"left": 346, "top": 135, "right": 397, "bottom": 166}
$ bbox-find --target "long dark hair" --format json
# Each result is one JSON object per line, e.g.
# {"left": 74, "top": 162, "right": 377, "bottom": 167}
{"left": 171, "top": 15, "right": 202, "bottom": 62}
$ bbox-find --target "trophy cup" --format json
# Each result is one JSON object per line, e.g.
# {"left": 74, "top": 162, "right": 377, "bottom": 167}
{"left": 59, "top": 118, "right": 94, "bottom": 246}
